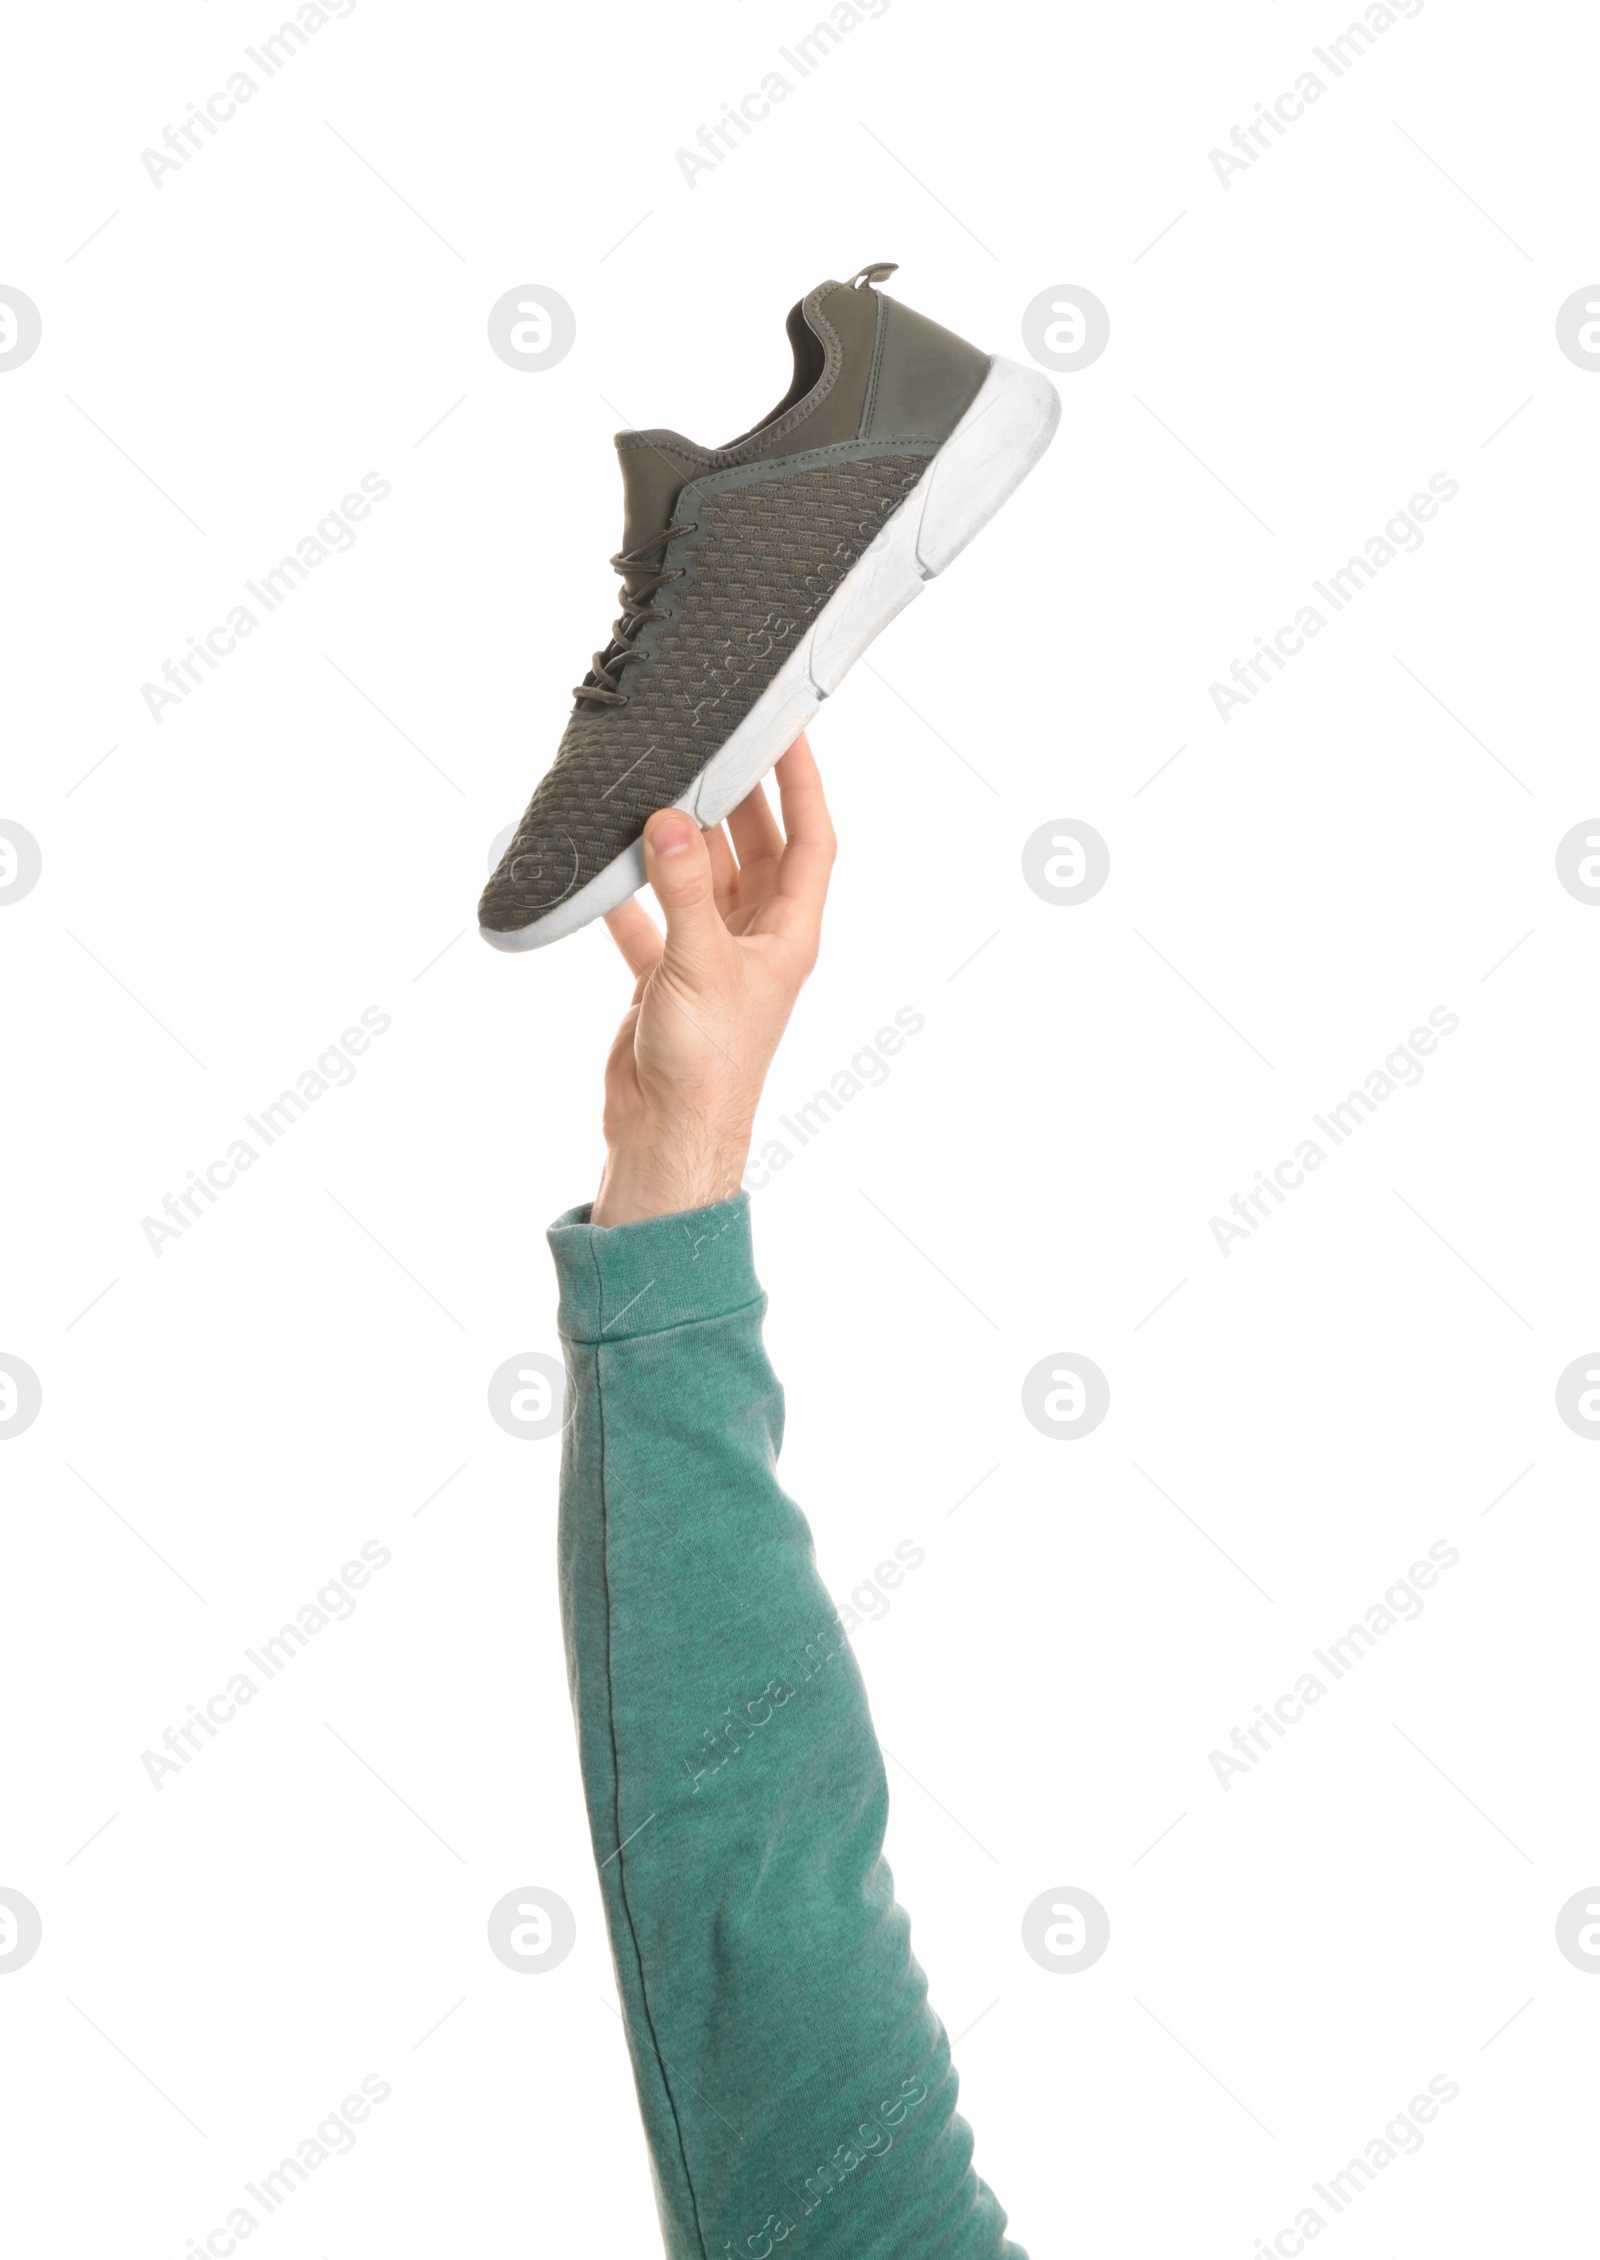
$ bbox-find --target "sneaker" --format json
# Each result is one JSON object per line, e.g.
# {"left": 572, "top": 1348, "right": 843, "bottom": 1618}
{"left": 478, "top": 262, "right": 1060, "bottom": 952}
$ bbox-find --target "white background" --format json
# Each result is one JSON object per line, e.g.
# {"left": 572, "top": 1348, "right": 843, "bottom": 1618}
{"left": 3, "top": 0, "right": 1598, "bottom": 2253}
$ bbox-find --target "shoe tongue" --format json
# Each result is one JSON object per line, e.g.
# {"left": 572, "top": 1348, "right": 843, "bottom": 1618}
{"left": 615, "top": 430, "right": 705, "bottom": 589}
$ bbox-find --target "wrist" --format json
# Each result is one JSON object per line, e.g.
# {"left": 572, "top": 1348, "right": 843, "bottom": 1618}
{"left": 592, "top": 1122, "right": 753, "bottom": 1226}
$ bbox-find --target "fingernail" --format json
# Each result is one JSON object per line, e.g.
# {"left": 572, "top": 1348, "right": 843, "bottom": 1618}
{"left": 648, "top": 814, "right": 693, "bottom": 859}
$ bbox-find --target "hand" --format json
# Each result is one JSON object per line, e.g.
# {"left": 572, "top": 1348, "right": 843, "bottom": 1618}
{"left": 591, "top": 733, "right": 836, "bottom": 1227}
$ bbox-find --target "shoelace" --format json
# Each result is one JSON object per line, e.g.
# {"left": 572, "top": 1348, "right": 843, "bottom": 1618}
{"left": 572, "top": 521, "right": 699, "bottom": 707}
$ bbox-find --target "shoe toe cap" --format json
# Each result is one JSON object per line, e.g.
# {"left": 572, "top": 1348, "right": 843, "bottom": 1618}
{"left": 477, "top": 824, "right": 583, "bottom": 933}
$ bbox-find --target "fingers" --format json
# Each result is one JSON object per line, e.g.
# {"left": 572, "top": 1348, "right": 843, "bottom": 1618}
{"left": 604, "top": 896, "right": 664, "bottom": 981}
{"left": 726, "top": 778, "right": 784, "bottom": 875}
{"left": 723, "top": 785, "right": 783, "bottom": 924}
{"left": 765, "top": 733, "right": 836, "bottom": 956}
{"left": 703, "top": 823, "right": 740, "bottom": 919}
{"left": 642, "top": 807, "right": 728, "bottom": 973}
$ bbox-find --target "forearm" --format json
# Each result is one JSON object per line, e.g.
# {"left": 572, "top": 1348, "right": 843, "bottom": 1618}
{"left": 550, "top": 1195, "right": 1024, "bottom": 2260}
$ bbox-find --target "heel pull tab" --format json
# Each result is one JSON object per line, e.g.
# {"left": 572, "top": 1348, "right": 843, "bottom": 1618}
{"left": 847, "top": 261, "right": 898, "bottom": 289}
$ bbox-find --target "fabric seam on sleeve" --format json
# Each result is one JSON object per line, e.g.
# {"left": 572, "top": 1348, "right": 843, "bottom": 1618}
{"left": 588, "top": 1243, "right": 711, "bottom": 2258}
{"left": 559, "top": 1290, "right": 767, "bottom": 1351}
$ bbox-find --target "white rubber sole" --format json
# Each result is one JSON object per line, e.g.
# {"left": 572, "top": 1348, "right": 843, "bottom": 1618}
{"left": 481, "top": 354, "right": 1061, "bottom": 952}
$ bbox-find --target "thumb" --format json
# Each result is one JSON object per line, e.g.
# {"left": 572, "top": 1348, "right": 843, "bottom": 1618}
{"left": 642, "top": 809, "right": 724, "bottom": 971}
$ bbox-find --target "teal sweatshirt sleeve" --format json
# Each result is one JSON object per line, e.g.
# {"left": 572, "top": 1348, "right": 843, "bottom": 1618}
{"left": 548, "top": 1193, "right": 1026, "bottom": 2260}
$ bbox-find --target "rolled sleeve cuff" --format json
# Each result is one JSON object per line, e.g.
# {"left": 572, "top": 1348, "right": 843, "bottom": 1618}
{"left": 547, "top": 1194, "right": 760, "bottom": 1344}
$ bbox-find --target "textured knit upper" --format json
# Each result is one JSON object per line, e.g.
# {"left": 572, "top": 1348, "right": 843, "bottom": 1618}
{"left": 478, "top": 449, "right": 930, "bottom": 929}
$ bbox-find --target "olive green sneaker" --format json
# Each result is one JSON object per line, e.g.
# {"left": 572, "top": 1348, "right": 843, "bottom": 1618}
{"left": 479, "top": 262, "right": 1059, "bottom": 951}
